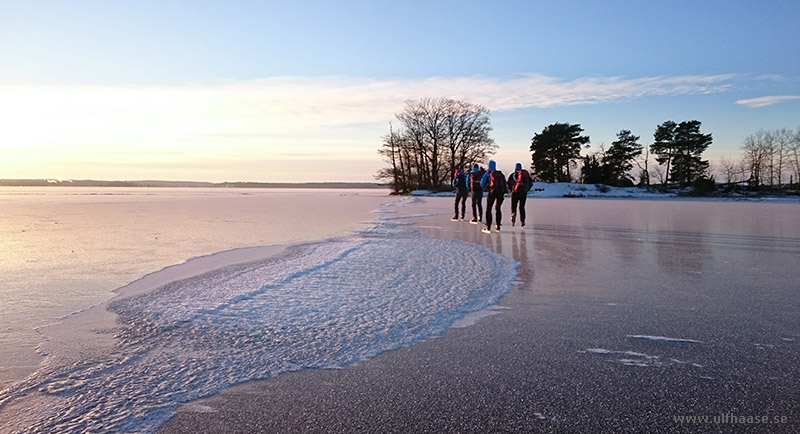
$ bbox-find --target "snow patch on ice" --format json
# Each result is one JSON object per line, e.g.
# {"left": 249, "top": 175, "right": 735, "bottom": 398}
{"left": 582, "top": 347, "right": 706, "bottom": 369}
{"left": 450, "top": 306, "right": 509, "bottom": 328}
{"left": 180, "top": 403, "right": 218, "bottom": 413}
{"left": 619, "top": 359, "right": 651, "bottom": 367}
{"left": 626, "top": 335, "right": 704, "bottom": 344}
{"left": 584, "top": 348, "right": 660, "bottom": 367}
{"left": 585, "top": 348, "right": 614, "bottom": 355}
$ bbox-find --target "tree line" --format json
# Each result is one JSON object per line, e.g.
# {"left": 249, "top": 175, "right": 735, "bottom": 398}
{"left": 377, "top": 97, "right": 799, "bottom": 192}
{"left": 720, "top": 128, "right": 800, "bottom": 188}
{"left": 574, "top": 120, "right": 713, "bottom": 188}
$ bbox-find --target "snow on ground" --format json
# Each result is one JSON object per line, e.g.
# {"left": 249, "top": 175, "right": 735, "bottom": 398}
{"left": 412, "top": 182, "right": 800, "bottom": 200}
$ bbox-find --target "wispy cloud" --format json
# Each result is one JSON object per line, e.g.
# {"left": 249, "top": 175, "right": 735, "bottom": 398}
{"left": 735, "top": 95, "right": 800, "bottom": 108}
{"left": 212, "top": 73, "right": 739, "bottom": 123}
{"left": 0, "top": 73, "right": 740, "bottom": 152}
{"left": 0, "top": 74, "right": 735, "bottom": 133}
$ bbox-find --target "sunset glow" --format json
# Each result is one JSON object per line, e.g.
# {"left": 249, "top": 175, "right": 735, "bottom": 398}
{"left": 1, "top": 1, "right": 798, "bottom": 182}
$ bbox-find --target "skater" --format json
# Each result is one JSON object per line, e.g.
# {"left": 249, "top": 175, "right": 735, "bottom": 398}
{"left": 451, "top": 169, "right": 468, "bottom": 221}
{"left": 507, "top": 162, "right": 533, "bottom": 227}
{"left": 467, "top": 164, "right": 484, "bottom": 224}
{"left": 480, "top": 160, "right": 506, "bottom": 233}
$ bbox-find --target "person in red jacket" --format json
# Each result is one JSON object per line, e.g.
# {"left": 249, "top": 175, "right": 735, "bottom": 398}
{"left": 507, "top": 162, "right": 532, "bottom": 227}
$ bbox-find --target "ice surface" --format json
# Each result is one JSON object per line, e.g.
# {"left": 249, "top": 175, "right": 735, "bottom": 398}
{"left": 0, "top": 199, "right": 517, "bottom": 433}
{"left": 0, "top": 187, "right": 390, "bottom": 389}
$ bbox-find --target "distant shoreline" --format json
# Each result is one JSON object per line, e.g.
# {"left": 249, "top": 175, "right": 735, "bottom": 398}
{"left": 0, "top": 179, "right": 389, "bottom": 189}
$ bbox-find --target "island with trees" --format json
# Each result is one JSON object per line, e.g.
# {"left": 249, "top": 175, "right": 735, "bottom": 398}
{"left": 377, "top": 98, "right": 800, "bottom": 198}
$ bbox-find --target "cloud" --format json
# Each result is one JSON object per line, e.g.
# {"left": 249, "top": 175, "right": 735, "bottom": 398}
{"left": 0, "top": 73, "right": 740, "bottom": 154}
{"left": 213, "top": 73, "right": 738, "bottom": 123}
{"left": 735, "top": 95, "right": 800, "bottom": 108}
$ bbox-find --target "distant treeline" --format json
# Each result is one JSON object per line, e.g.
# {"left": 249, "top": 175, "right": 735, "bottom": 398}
{"left": 0, "top": 179, "right": 389, "bottom": 189}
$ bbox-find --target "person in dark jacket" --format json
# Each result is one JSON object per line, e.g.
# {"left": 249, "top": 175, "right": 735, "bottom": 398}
{"left": 479, "top": 160, "right": 506, "bottom": 233}
{"left": 507, "top": 162, "right": 533, "bottom": 227}
{"left": 467, "top": 164, "right": 484, "bottom": 224}
{"left": 451, "top": 169, "right": 468, "bottom": 221}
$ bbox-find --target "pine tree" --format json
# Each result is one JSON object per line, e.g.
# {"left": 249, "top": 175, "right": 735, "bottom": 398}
{"left": 650, "top": 121, "right": 678, "bottom": 185}
{"left": 530, "top": 123, "right": 590, "bottom": 182}
{"left": 671, "top": 121, "right": 712, "bottom": 186}
{"left": 603, "top": 130, "right": 643, "bottom": 186}
{"left": 650, "top": 120, "right": 711, "bottom": 186}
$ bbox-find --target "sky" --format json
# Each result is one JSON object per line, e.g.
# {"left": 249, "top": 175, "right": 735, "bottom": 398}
{"left": 1, "top": 0, "right": 799, "bottom": 183}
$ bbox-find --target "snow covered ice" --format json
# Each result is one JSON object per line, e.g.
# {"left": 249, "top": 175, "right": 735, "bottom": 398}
{"left": 0, "top": 200, "right": 517, "bottom": 433}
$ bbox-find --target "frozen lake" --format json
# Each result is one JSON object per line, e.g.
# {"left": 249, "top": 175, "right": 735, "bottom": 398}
{"left": 1, "top": 189, "right": 798, "bottom": 433}
{"left": 0, "top": 187, "right": 391, "bottom": 390}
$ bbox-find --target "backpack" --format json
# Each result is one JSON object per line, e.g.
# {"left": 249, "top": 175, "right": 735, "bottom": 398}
{"left": 489, "top": 171, "right": 506, "bottom": 197}
{"left": 514, "top": 170, "right": 532, "bottom": 193}
{"left": 471, "top": 170, "right": 484, "bottom": 191}
{"left": 453, "top": 172, "right": 467, "bottom": 190}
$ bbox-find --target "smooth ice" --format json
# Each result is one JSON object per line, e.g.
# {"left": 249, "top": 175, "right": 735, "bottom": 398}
{"left": 0, "top": 187, "right": 390, "bottom": 389}
{"left": 0, "top": 199, "right": 517, "bottom": 433}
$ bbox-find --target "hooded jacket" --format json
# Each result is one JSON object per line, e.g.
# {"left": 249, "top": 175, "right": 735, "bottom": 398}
{"left": 480, "top": 161, "right": 506, "bottom": 196}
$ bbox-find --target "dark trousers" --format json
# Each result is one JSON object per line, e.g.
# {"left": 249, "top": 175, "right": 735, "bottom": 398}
{"left": 470, "top": 190, "right": 483, "bottom": 220}
{"left": 454, "top": 190, "right": 468, "bottom": 218}
{"left": 485, "top": 194, "right": 504, "bottom": 228}
{"left": 510, "top": 192, "right": 527, "bottom": 224}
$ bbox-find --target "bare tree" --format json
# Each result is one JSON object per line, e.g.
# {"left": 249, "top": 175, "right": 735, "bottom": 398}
{"left": 791, "top": 128, "right": 800, "bottom": 187}
{"left": 377, "top": 98, "right": 496, "bottom": 191}
{"left": 742, "top": 130, "right": 769, "bottom": 187}
{"left": 377, "top": 126, "right": 411, "bottom": 193}
{"left": 765, "top": 131, "right": 775, "bottom": 186}
{"left": 633, "top": 142, "right": 652, "bottom": 186}
{"left": 719, "top": 157, "right": 742, "bottom": 184}
{"left": 740, "top": 128, "right": 797, "bottom": 188}
{"left": 443, "top": 99, "right": 496, "bottom": 178}
{"left": 652, "top": 164, "right": 666, "bottom": 185}
{"left": 773, "top": 128, "right": 793, "bottom": 188}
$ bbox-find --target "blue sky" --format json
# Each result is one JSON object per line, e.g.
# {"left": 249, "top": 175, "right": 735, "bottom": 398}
{"left": 1, "top": 0, "right": 799, "bottom": 182}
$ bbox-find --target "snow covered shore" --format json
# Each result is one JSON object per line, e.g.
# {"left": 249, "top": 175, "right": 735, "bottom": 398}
{"left": 412, "top": 182, "right": 800, "bottom": 201}
{"left": 412, "top": 182, "right": 674, "bottom": 198}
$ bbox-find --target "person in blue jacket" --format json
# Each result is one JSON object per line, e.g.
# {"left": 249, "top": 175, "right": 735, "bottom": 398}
{"left": 467, "top": 164, "right": 484, "bottom": 224}
{"left": 480, "top": 160, "right": 507, "bottom": 233}
{"left": 451, "top": 169, "right": 468, "bottom": 221}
